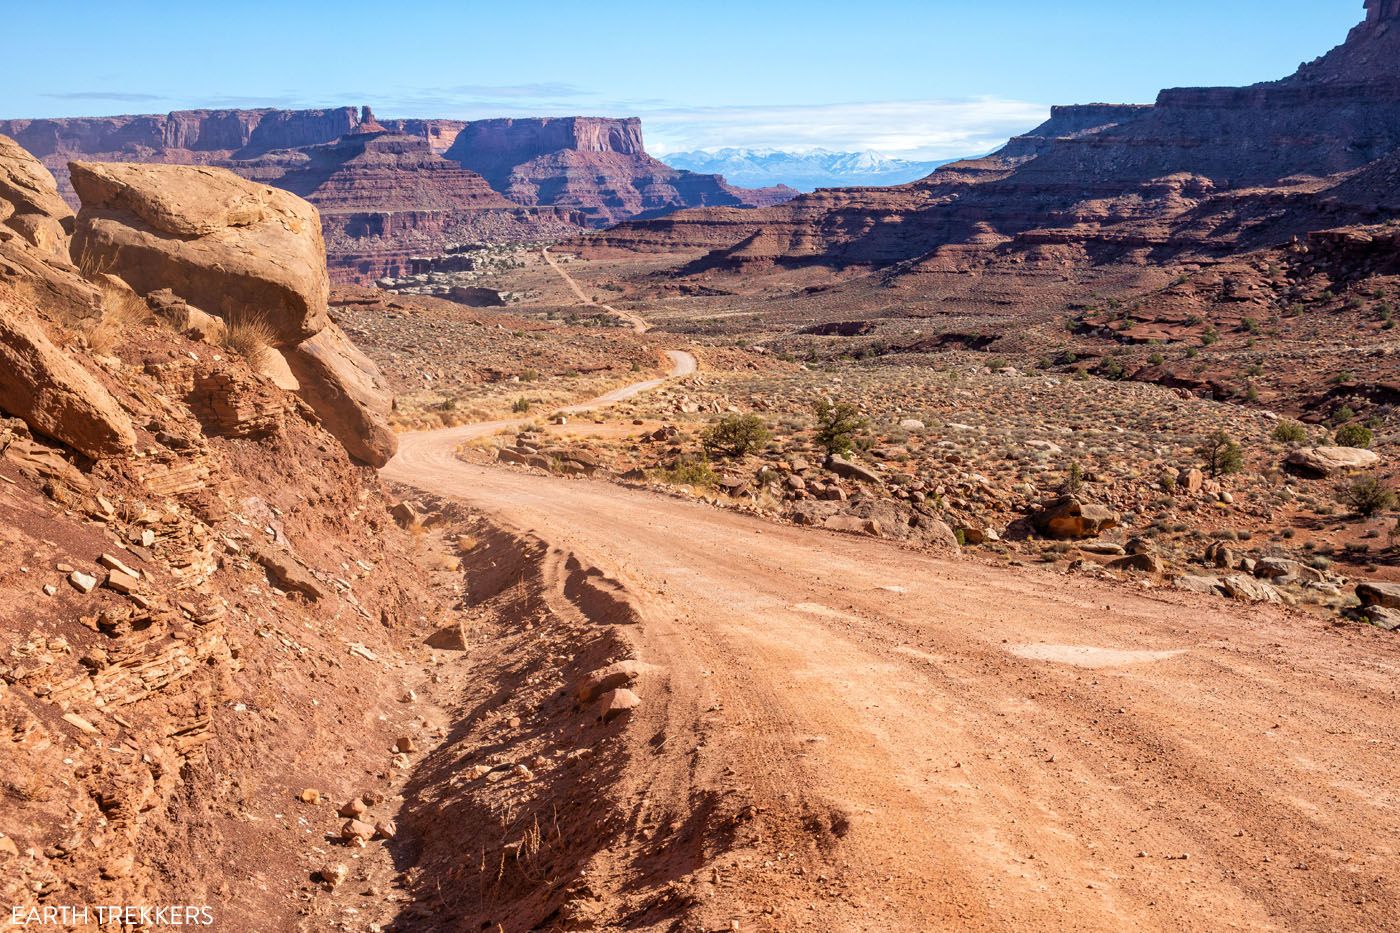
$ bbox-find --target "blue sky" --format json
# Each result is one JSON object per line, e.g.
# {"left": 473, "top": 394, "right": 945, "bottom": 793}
{"left": 3, "top": 1, "right": 1363, "bottom": 159}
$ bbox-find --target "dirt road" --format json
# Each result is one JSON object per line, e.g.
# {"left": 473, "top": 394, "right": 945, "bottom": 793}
{"left": 543, "top": 246, "right": 653, "bottom": 333}
{"left": 384, "top": 371, "right": 1400, "bottom": 930}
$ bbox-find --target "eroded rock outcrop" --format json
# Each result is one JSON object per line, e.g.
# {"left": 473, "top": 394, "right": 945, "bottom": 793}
{"left": 68, "top": 161, "right": 396, "bottom": 465}
{"left": 283, "top": 324, "right": 396, "bottom": 467}
{"left": 0, "top": 303, "right": 136, "bottom": 458}
{"left": 583, "top": 0, "right": 1400, "bottom": 282}
{"left": 0, "top": 136, "right": 131, "bottom": 457}
{"left": 70, "top": 161, "right": 330, "bottom": 344}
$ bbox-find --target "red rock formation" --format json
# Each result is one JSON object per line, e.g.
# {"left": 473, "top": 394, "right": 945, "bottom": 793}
{"left": 444, "top": 117, "right": 794, "bottom": 226}
{"left": 584, "top": 0, "right": 1400, "bottom": 281}
{"left": 0, "top": 108, "right": 791, "bottom": 282}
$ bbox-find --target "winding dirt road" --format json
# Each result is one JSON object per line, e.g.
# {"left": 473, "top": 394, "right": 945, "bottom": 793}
{"left": 543, "top": 246, "right": 653, "bottom": 333}
{"left": 382, "top": 293, "right": 1400, "bottom": 930}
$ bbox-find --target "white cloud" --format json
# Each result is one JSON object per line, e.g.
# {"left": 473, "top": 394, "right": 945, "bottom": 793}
{"left": 637, "top": 98, "right": 1050, "bottom": 161}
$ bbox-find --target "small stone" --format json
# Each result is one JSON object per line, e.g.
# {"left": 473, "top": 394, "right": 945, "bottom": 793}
{"left": 394, "top": 736, "right": 417, "bottom": 753}
{"left": 338, "top": 798, "right": 367, "bottom": 818}
{"left": 98, "top": 553, "right": 141, "bottom": 579}
{"left": 0, "top": 836, "right": 19, "bottom": 858}
{"left": 105, "top": 569, "right": 140, "bottom": 595}
{"left": 318, "top": 863, "right": 348, "bottom": 889}
{"left": 42, "top": 584, "right": 57, "bottom": 597}
{"left": 299, "top": 788, "right": 322, "bottom": 805}
{"left": 68, "top": 571, "right": 97, "bottom": 594}
{"left": 373, "top": 820, "right": 397, "bottom": 839}
{"left": 512, "top": 764, "right": 535, "bottom": 782}
{"left": 340, "top": 819, "right": 375, "bottom": 845}
{"left": 596, "top": 688, "right": 641, "bottom": 723}
{"left": 62, "top": 712, "right": 98, "bottom": 734}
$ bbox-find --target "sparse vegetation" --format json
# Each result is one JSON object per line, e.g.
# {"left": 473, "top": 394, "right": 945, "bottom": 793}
{"left": 220, "top": 308, "right": 276, "bottom": 364}
{"left": 658, "top": 456, "right": 716, "bottom": 488}
{"left": 82, "top": 285, "right": 152, "bottom": 356}
{"left": 702, "top": 413, "right": 771, "bottom": 459}
{"left": 812, "top": 399, "right": 867, "bottom": 456}
{"left": 1334, "top": 423, "right": 1373, "bottom": 448}
{"left": 1339, "top": 475, "right": 1397, "bottom": 518}
{"left": 1272, "top": 420, "right": 1308, "bottom": 444}
{"left": 1197, "top": 430, "right": 1244, "bottom": 477}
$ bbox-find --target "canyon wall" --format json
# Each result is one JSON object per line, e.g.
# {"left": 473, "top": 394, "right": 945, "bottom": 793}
{"left": 0, "top": 108, "right": 792, "bottom": 282}
{"left": 583, "top": 0, "right": 1400, "bottom": 280}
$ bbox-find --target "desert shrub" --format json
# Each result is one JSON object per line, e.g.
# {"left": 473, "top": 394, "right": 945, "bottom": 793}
{"left": 1339, "top": 475, "right": 1396, "bottom": 518}
{"left": 1272, "top": 420, "right": 1308, "bottom": 444}
{"left": 221, "top": 308, "right": 276, "bottom": 363}
{"left": 1332, "top": 405, "right": 1357, "bottom": 425}
{"left": 658, "top": 456, "right": 716, "bottom": 488}
{"left": 511, "top": 397, "right": 531, "bottom": 414}
{"left": 1061, "top": 460, "right": 1083, "bottom": 496}
{"left": 1197, "top": 430, "right": 1244, "bottom": 477}
{"left": 702, "top": 413, "right": 771, "bottom": 459}
{"left": 1334, "top": 423, "right": 1374, "bottom": 449}
{"left": 812, "top": 399, "right": 867, "bottom": 455}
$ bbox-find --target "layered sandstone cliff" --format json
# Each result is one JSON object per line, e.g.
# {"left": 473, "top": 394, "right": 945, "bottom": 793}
{"left": 583, "top": 0, "right": 1400, "bottom": 279}
{"left": 0, "top": 109, "right": 793, "bottom": 282}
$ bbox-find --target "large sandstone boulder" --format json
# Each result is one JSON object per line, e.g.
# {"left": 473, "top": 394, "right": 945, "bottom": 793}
{"left": 1284, "top": 446, "right": 1380, "bottom": 477}
{"left": 1030, "top": 497, "right": 1120, "bottom": 539}
{"left": 285, "top": 324, "right": 397, "bottom": 467}
{"left": 69, "top": 161, "right": 330, "bottom": 345}
{"left": 0, "top": 300, "right": 136, "bottom": 458}
{"left": 68, "top": 161, "right": 396, "bottom": 465}
{"left": 0, "top": 135, "right": 99, "bottom": 314}
{"left": 1356, "top": 581, "right": 1400, "bottom": 610}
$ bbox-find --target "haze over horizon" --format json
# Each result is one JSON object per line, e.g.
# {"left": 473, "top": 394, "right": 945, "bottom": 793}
{"left": 3, "top": 0, "right": 1363, "bottom": 160}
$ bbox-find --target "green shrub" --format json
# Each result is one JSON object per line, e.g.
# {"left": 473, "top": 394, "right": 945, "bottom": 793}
{"left": 1197, "top": 430, "right": 1244, "bottom": 477}
{"left": 1340, "top": 475, "right": 1397, "bottom": 518}
{"left": 659, "top": 456, "right": 717, "bottom": 488}
{"left": 702, "top": 414, "right": 771, "bottom": 459}
{"left": 511, "top": 397, "right": 531, "bottom": 414}
{"left": 1334, "top": 423, "right": 1374, "bottom": 449}
{"left": 1272, "top": 420, "right": 1308, "bottom": 444}
{"left": 813, "top": 399, "right": 867, "bottom": 455}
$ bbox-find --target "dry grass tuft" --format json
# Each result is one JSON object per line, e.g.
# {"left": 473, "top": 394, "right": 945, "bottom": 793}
{"left": 220, "top": 309, "right": 277, "bottom": 364}
{"left": 82, "top": 285, "right": 152, "bottom": 356}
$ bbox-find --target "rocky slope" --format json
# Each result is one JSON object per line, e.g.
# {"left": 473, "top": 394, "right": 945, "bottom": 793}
{"left": 0, "top": 132, "right": 472, "bottom": 929}
{"left": 582, "top": 0, "right": 1400, "bottom": 279}
{"left": 0, "top": 109, "right": 794, "bottom": 283}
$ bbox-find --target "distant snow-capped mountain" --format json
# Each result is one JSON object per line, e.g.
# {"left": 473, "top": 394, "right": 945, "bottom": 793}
{"left": 663, "top": 148, "right": 954, "bottom": 191}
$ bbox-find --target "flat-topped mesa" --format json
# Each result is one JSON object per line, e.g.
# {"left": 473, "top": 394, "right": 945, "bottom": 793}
{"left": 443, "top": 117, "right": 647, "bottom": 189}
{"left": 0, "top": 106, "right": 365, "bottom": 161}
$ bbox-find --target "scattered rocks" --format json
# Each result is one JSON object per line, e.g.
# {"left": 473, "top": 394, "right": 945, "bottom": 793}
{"left": 576, "top": 660, "right": 650, "bottom": 703}
{"left": 340, "top": 819, "right": 375, "bottom": 845}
